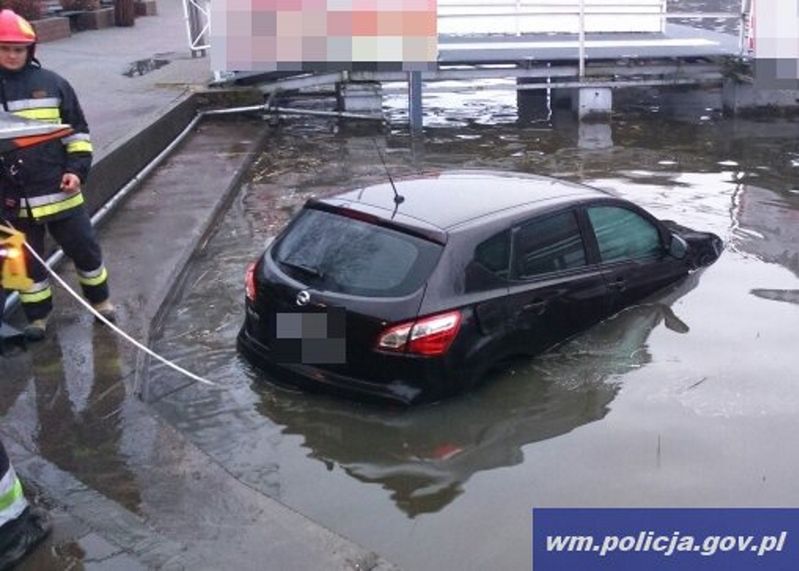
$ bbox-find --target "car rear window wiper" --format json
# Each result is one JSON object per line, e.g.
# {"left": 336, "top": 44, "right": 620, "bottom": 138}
{"left": 279, "top": 259, "right": 325, "bottom": 279}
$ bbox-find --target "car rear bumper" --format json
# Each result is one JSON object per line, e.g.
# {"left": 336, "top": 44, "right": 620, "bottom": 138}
{"left": 237, "top": 325, "right": 431, "bottom": 405}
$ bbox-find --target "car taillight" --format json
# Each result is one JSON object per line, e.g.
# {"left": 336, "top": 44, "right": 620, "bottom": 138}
{"left": 377, "top": 310, "right": 462, "bottom": 356}
{"left": 245, "top": 262, "right": 257, "bottom": 301}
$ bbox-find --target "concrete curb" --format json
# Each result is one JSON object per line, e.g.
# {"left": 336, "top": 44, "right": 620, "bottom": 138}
{"left": 85, "top": 95, "right": 197, "bottom": 216}
{"left": 87, "top": 88, "right": 264, "bottom": 220}
{"left": 118, "top": 109, "right": 399, "bottom": 571}
{"left": 132, "top": 118, "right": 272, "bottom": 396}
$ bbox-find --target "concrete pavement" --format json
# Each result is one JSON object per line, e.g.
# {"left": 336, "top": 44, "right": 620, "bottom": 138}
{"left": 37, "top": 0, "right": 211, "bottom": 153}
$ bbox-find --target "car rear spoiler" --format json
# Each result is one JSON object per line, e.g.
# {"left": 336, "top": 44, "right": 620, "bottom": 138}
{"left": 305, "top": 199, "right": 448, "bottom": 245}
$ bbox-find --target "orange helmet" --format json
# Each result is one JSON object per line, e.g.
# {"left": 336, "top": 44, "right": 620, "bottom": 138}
{"left": 0, "top": 9, "right": 37, "bottom": 44}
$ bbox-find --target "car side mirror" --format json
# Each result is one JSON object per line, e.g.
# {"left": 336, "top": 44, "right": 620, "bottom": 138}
{"left": 668, "top": 233, "right": 688, "bottom": 260}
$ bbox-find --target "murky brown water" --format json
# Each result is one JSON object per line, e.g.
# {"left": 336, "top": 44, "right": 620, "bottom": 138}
{"left": 145, "top": 88, "right": 799, "bottom": 570}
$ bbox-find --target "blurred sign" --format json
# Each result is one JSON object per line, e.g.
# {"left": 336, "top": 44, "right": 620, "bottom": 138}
{"left": 210, "top": 0, "right": 437, "bottom": 72}
{"left": 750, "top": 0, "right": 799, "bottom": 88}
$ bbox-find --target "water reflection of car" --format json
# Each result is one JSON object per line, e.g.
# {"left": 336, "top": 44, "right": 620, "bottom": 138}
{"left": 255, "top": 277, "right": 698, "bottom": 517}
{"left": 259, "top": 373, "right": 617, "bottom": 517}
{"left": 238, "top": 170, "right": 722, "bottom": 404}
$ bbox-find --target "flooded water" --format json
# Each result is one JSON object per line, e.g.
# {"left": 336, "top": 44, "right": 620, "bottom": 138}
{"left": 145, "top": 86, "right": 799, "bottom": 570}
{"left": 671, "top": 0, "right": 743, "bottom": 34}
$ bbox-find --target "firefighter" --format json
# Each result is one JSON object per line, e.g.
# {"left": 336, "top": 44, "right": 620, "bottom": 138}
{"left": 0, "top": 438, "right": 52, "bottom": 569}
{"left": 0, "top": 9, "right": 115, "bottom": 341}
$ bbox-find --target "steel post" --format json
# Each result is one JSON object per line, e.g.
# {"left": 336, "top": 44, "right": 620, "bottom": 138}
{"left": 408, "top": 71, "right": 423, "bottom": 134}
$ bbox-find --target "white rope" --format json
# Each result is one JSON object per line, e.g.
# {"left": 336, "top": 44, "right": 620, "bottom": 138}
{"left": 22, "top": 240, "right": 217, "bottom": 387}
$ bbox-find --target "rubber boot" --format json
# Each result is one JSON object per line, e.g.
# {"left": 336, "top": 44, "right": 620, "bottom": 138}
{"left": 91, "top": 299, "right": 117, "bottom": 324}
{"left": 0, "top": 506, "right": 53, "bottom": 571}
{"left": 23, "top": 317, "right": 48, "bottom": 342}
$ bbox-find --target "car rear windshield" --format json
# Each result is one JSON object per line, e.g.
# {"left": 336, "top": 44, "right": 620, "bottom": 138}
{"left": 272, "top": 208, "right": 443, "bottom": 297}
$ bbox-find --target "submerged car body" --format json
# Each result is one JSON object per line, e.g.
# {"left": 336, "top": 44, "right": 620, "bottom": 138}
{"left": 238, "top": 171, "right": 722, "bottom": 404}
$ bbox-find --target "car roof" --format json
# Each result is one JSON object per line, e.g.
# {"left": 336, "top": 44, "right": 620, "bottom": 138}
{"left": 315, "top": 170, "right": 610, "bottom": 231}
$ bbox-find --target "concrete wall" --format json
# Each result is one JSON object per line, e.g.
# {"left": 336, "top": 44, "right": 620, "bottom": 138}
{"left": 85, "top": 89, "right": 263, "bottom": 218}
{"left": 84, "top": 97, "right": 196, "bottom": 216}
{"left": 722, "top": 78, "right": 799, "bottom": 116}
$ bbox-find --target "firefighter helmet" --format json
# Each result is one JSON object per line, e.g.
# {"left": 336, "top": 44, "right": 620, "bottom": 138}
{"left": 0, "top": 9, "right": 36, "bottom": 45}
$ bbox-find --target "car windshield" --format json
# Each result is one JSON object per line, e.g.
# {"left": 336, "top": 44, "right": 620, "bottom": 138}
{"left": 272, "top": 208, "right": 443, "bottom": 297}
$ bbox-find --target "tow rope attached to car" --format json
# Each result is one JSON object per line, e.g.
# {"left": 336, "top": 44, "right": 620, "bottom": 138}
{"left": 22, "top": 239, "right": 217, "bottom": 387}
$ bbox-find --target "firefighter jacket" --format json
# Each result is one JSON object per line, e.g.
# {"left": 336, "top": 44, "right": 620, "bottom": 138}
{"left": 0, "top": 61, "right": 93, "bottom": 223}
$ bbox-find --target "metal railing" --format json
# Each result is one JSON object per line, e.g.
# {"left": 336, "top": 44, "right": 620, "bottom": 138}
{"left": 197, "top": 1, "right": 752, "bottom": 85}
{"left": 438, "top": 0, "right": 751, "bottom": 77}
{"left": 182, "top": 0, "right": 210, "bottom": 56}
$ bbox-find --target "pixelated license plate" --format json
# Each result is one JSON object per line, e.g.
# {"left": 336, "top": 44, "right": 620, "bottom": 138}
{"left": 271, "top": 307, "right": 346, "bottom": 364}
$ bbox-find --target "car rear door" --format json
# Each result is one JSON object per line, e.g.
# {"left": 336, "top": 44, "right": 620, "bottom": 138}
{"left": 505, "top": 209, "right": 611, "bottom": 356}
{"left": 582, "top": 203, "right": 687, "bottom": 313}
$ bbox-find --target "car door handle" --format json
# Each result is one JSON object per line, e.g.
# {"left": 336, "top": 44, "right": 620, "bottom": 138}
{"left": 523, "top": 299, "right": 547, "bottom": 314}
{"left": 609, "top": 277, "right": 626, "bottom": 291}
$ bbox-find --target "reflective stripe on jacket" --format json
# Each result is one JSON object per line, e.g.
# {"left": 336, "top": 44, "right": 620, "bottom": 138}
{"left": 0, "top": 63, "right": 93, "bottom": 222}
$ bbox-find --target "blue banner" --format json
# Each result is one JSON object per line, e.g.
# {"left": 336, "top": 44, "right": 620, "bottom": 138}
{"left": 533, "top": 508, "right": 799, "bottom": 570}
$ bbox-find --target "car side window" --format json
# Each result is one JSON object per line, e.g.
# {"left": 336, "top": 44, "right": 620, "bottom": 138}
{"left": 514, "top": 211, "right": 587, "bottom": 278}
{"left": 474, "top": 230, "right": 511, "bottom": 278}
{"left": 587, "top": 206, "right": 662, "bottom": 263}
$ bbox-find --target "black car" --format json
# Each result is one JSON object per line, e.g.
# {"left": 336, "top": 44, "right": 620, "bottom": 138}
{"left": 238, "top": 171, "right": 722, "bottom": 404}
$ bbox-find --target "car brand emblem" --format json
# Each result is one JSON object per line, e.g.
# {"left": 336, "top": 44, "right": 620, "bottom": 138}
{"left": 296, "top": 290, "right": 311, "bottom": 306}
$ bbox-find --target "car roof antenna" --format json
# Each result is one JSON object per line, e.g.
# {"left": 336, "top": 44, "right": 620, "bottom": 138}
{"left": 372, "top": 139, "right": 404, "bottom": 217}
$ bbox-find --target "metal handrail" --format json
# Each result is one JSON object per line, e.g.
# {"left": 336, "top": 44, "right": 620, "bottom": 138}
{"left": 182, "top": 0, "right": 210, "bottom": 54}
{"left": 578, "top": 0, "right": 585, "bottom": 77}
{"left": 438, "top": 0, "right": 751, "bottom": 78}
{"left": 439, "top": 1, "right": 659, "bottom": 7}
{"left": 438, "top": 12, "right": 742, "bottom": 18}
{"left": 198, "top": 1, "right": 752, "bottom": 84}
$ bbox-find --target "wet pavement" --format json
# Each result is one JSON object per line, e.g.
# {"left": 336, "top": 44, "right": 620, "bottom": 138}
{"left": 144, "top": 91, "right": 797, "bottom": 570}
{"left": 2, "top": 118, "right": 396, "bottom": 570}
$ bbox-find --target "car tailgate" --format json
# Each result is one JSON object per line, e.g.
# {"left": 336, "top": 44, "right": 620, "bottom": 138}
{"left": 249, "top": 253, "right": 426, "bottom": 381}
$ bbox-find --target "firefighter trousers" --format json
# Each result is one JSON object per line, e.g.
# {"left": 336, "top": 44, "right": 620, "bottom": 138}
{"left": 0, "top": 439, "right": 28, "bottom": 529}
{"left": 17, "top": 207, "right": 110, "bottom": 321}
